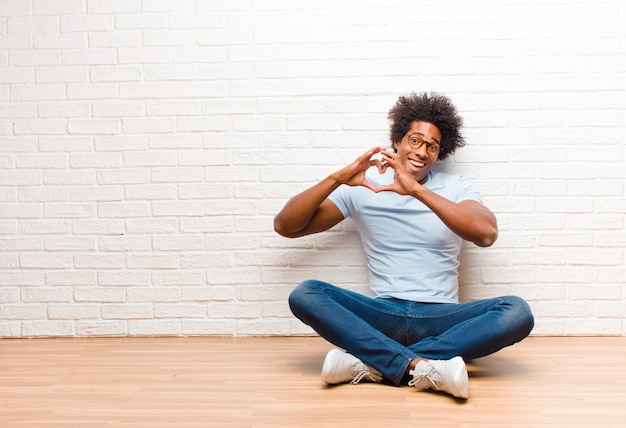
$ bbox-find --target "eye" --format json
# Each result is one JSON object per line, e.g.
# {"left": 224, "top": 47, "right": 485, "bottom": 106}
{"left": 409, "top": 137, "right": 420, "bottom": 144}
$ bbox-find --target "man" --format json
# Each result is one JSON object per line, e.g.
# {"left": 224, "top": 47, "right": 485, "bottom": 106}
{"left": 274, "top": 92, "right": 534, "bottom": 399}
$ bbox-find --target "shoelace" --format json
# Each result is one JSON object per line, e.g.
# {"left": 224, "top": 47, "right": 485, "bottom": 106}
{"left": 349, "top": 362, "right": 382, "bottom": 384}
{"left": 350, "top": 370, "right": 373, "bottom": 384}
{"left": 408, "top": 363, "right": 442, "bottom": 390}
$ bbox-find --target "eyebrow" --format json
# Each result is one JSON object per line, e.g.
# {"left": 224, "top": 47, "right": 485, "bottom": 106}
{"left": 409, "top": 132, "right": 441, "bottom": 146}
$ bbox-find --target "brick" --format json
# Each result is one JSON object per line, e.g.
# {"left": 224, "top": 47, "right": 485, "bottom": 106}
{"left": 43, "top": 202, "right": 94, "bottom": 218}
{"left": 77, "top": 321, "right": 128, "bottom": 336}
{"left": 124, "top": 218, "right": 178, "bottom": 234}
{"left": 181, "top": 286, "right": 235, "bottom": 302}
{"left": 208, "top": 301, "right": 260, "bottom": 319}
{"left": 34, "top": 33, "right": 85, "bottom": 49}
{"left": 126, "top": 287, "right": 179, "bottom": 303}
{"left": 46, "top": 271, "right": 96, "bottom": 286}
{"left": 123, "top": 118, "right": 176, "bottom": 134}
{"left": 237, "top": 319, "right": 291, "bottom": 336}
{"left": 92, "top": 101, "right": 144, "bottom": 118}
{"left": 62, "top": 49, "right": 116, "bottom": 66}
{"left": 154, "top": 303, "right": 206, "bottom": 318}
{"left": 71, "top": 219, "right": 124, "bottom": 235}
{"left": 0, "top": 67, "right": 35, "bottom": 83}
{"left": 44, "top": 236, "right": 96, "bottom": 251}
{"left": 102, "top": 304, "right": 153, "bottom": 319}
{"left": 89, "top": 31, "right": 141, "bottom": 48}
{"left": 86, "top": 0, "right": 141, "bottom": 14}
{"left": 97, "top": 201, "right": 151, "bottom": 218}
{"left": 0, "top": 1, "right": 31, "bottom": 15}
{"left": 67, "top": 118, "right": 120, "bottom": 135}
{"left": 0, "top": 303, "right": 46, "bottom": 319}
{"left": 19, "top": 250, "right": 72, "bottom": 267}
{"left": 61, "top": 15, "right": 114, "bottom": 32}
{"left": 14, "top": 119, "right": 67, "bottom": 134}
{"left": 96, "top": 169, "right": 149, "bottom": 185}
{"left": 0, "top": 0, "right": 625, "bottom": 339}
{"left": 18, "top": 219, "right": 72, "bottom": 235}
{"left": 143, "top": 30, "right": 196, "bottom": 46}
{"left": 124, "top": 184, "right": 177, "bottom": 200}
{"left": 74, "top": 253, "right": 124, "bottom": 269}
{"left": 48, "top": 303, "right": 100, "bottom": 319}
{"left": 129, "top": 320, "right": 181, "bottom": 336}
{"left": 71, "top": 186, "right": 123, "bottom": 202}
{"left": 74, "top": 287, "right": 126, "bottom": 302}
{"left": 115, "top": 13, "right": 168, "bottom": 30}
{"left": 0, "top": 287, "right": 20, "bottom": 302}
{"left": 97, "top": 271, "right": 152, "bottom": 286}
{"left": 22, "top": 321, "right": 74, "bottom": 337}
{"left": 36, "top": 67, "right": 88, "bottom": 83}
{"left": 0, "top": 34, "right": 36, "bottom": 50}
{"left": 153, "top": 271, "right": 205, "bottom": 286}
{"left": 181, "top": 319, "right": 235, "bottom": 335}
{"left": 0, "top": 270, "right": 44, "bottom": 291}
{"left": 153, "top": 235, "right": 204, "bottom": 251}
{"left": 9, "top": 52, "right": 60, "bottom": 67}
{"left": 125, "top": 254, "right": 178, "bottom": 269}
{"left": 39, "top": 136, "right": 91, "bottom": 151}
{"left": 0, "top": 322, "right": 21, "bottom": 338}
{"left": 90, "top": 66, "right": 142, "bottom": 82}
{"left": 33, "top": 0, "right": 85, "bottom": 15}
{"left": 151, "top": 200, "right": 204, "bottom": 216}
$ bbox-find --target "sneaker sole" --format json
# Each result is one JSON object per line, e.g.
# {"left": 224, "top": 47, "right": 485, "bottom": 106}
{"left": 448, "top": 356, "right": 469, "bottom": 399}
{"left": 321, "top": 349, "right": 346, "bottom": 385}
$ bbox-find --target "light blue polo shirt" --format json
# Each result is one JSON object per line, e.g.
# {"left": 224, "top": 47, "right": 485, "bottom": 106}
{"left": 328, "top": 168, "right": 483, "bottom": 304}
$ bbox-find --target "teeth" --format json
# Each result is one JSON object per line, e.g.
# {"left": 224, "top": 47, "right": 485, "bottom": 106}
{"left": 409, "top": 160, "right": 425, "bottom": 167}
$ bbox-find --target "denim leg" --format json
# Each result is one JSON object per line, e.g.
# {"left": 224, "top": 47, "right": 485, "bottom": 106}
{"left": 289, "top": 280, "right": 534, "bottom": 386}
{"left": 404, "top": 296, "right": 535, "bottom": 360}
{"left": 289, "top": 279, "right": 418, "bottom": 386}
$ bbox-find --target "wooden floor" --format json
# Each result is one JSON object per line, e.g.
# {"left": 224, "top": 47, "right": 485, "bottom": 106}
{"left": 1, "top": 336, "right": 625, "bottom": 427}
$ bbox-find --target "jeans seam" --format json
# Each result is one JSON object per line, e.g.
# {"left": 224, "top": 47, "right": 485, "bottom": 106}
{"left": 406, "top": 299, "right": 493, "bottom": 320}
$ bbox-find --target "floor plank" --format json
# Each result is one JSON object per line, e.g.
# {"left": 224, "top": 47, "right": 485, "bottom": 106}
{"left": 1, "top": 336, "right": 625, "bottom": 427}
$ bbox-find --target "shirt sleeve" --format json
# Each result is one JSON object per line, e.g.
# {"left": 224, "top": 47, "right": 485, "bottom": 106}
{"left": 454, "top": 175, "right": 483, "bottom": 204}
{"left": 328, "top": 185, "right": 352, "bottom": 218}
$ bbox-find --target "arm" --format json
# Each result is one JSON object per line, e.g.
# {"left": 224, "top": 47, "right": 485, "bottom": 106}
{"left": 411, "top": 191, "right": 498, "bottom": 247}
{"left": 273, "top": 176, "right": 345, "bottom": 238}
{"left": 376, "top": 151, "right": 498, "bottom": 247}
{"left": 274, "top": 146, "right": 387, "bottom": 238}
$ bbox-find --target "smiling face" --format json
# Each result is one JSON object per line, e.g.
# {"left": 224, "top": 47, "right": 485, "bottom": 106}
{"left": 393, "top": 121, "right": 442, "bottom": 184}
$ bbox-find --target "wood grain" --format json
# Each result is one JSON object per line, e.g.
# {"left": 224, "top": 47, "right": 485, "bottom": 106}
{"left": 1, "top": 336, "right": 625, "bottom": 427}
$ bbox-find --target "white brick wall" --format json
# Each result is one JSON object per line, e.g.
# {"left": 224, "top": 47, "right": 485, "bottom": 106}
{"left": 1, "top": 0, "right": 625, "bottom": 338}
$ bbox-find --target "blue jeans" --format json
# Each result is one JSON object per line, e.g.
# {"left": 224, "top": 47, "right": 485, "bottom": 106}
{"left": 289, "top": 279, "right": 534, "bottom": 386}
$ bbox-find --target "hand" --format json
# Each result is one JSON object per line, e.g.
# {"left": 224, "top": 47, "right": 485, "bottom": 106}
{"left": 336, "top": 146, "right": 389, "bottom": 192}
{"left": 374, "top": 150, "right": 422, "bottom": 195}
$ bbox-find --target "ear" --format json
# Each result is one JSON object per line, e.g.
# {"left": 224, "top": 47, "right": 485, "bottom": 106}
{"left": 392, "top": 140, "right": 399, "bottom": 152}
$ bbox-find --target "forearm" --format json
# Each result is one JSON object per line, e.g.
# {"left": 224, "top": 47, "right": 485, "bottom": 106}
{"left": 274, "top": 146, "right": 385, "bottom": 238}
{"left": 412, "top": 187, "right": 498, "bottom": 247}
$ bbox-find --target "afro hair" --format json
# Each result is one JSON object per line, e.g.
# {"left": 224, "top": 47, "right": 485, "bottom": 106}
{"left": 388, "top": 92, "right": 465, "bottom": 160}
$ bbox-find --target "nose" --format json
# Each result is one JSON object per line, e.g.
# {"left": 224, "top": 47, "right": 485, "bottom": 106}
{"left": 412, "top": 142, "right": 429, "bottom": 158}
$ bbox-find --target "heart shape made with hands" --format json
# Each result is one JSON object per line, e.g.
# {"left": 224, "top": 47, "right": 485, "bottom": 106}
{"left": 360, "top": 155, "right": 394, "bottom": 193}
{"left": 361, "top": 149, "right": 423, "bottom": 194}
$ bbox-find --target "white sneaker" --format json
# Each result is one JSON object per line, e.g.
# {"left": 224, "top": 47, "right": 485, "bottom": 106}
{"left": 408, "top": 356, "right": 469, "bottom": 399}
{"left": 321, "top": 349, "right": 383, "bottom": 385}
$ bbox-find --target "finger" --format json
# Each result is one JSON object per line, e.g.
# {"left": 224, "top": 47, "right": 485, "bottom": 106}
{"left": 365, "top": 146, "right": 384, "bottom": 157}
{"left": 379, "top": 151, "right": 396, "bottom": 162}
{"left": 373, "top": 184, "right": 393, "bottom": 193}
{"left": 369, "top": 159, "right": 388, "bottom": 174}
{"left": 360, "top": 179, "right": 380, "bottom": 193}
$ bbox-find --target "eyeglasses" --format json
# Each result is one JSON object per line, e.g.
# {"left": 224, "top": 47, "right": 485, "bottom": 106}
{"left": 406, "top": 133, "right": 441, "bottom": 156}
